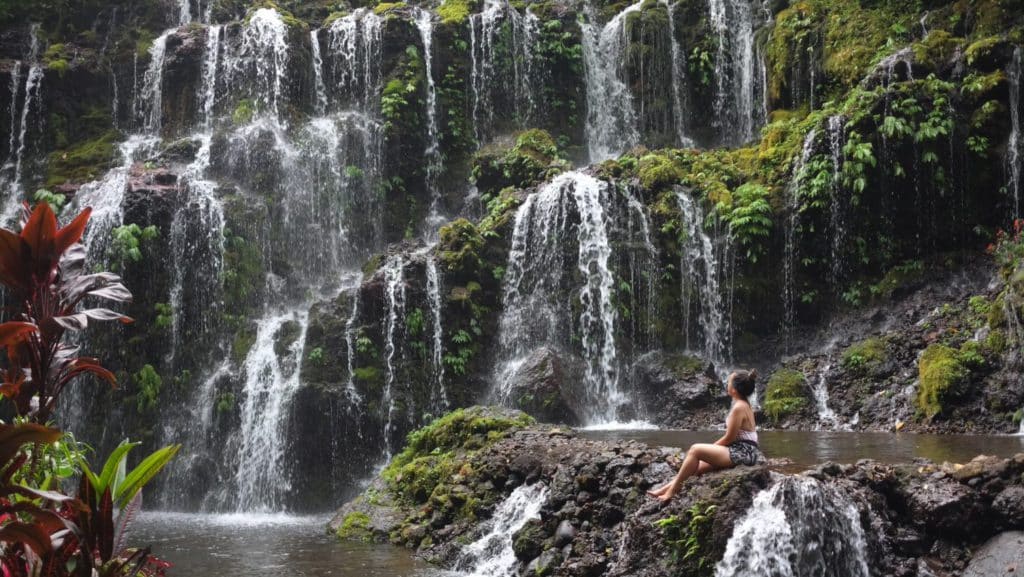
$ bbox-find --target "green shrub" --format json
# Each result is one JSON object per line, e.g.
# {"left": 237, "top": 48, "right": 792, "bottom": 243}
{"left": 916, "top": 344, "right": 969, "bottom": 419}
{"left": 637, "top": 152, "right": 685, "bottom": 191}
{"left": 133, "top": 364, "right": 162, "bottom": 413}
{"left": 762, "top": 369, "right": 807, "bottom": 423}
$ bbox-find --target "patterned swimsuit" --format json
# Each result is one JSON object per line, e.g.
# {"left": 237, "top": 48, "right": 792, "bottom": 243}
{"left": 728, "top": 428, "right": 762, "bottom": 466}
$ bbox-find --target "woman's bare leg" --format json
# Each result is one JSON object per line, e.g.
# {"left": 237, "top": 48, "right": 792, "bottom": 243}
{"left": 647, "top": 460, "right": 717, "bottom": 496}
{"left": 656, "top": 444, "right": 732, "bottom": 502}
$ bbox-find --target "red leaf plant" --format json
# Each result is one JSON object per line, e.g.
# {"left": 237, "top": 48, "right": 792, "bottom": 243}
{"left": 0, "top": 203, "right": 133, "bottom": 423}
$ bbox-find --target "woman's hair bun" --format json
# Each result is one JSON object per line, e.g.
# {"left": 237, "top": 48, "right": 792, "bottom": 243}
{"left": 749, "top": 369, "right": 758, "bottom": 381}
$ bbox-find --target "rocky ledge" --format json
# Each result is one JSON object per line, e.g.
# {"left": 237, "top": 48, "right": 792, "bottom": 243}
{"left": 332, "top": 406, "right": 1024, "bottom": 577}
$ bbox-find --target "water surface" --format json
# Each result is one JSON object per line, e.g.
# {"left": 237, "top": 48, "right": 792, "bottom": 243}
{"left": 133, "top": 431, "right": 1024, "bottom": 576}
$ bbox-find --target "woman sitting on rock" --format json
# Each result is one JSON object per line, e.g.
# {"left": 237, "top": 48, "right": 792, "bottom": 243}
{"left": 647, "top": 369, "right": 762, "bottom": 502}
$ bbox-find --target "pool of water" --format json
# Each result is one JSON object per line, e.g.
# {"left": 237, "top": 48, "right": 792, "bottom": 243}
{"left": 131, "top": 512, "right": 448, "bottom": 577}
{"left": 580, "top": 429, "right": 1024, "bottom": 471}
{"left": 132, "top": 431, "right": 1024, "bottom": 576}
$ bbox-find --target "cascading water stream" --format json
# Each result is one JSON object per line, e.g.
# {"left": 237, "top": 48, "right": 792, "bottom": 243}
{"left": 311, "top": 29, "right": 327, "bottom": 116}
{"left": 827, "top": 115, "right": 847, "bottom": 291}
{"left": 660, "top": 0, "right": 694, "bottom": 148}
{"left": 233, "top": 311, "right": 309, "bottom": 512}
{"left": 456, "top": 483, "right": 549, "bottom": 577}
{"left": 201, "top": 25, "right": 222, "bottom": 128}
{"left": 1, "top": 24, "right": 43, "bottom": 223}
{"left": 782, "top": 129, "right": 817, "bottom": 349}
{"left": 675, "top": 190, "right": 732, "bottom": 367}
{"left": 716, "top": 476, "right": 871, "bottom": 577}
{"left": 469, "top": 0, "right": 540, "bottom": 143}
{"left": 138, "top": 30, "right": 170, "bottom": 134}
{"left": 324, "top": 9, "right": 383, "bottom": 113}
{"left": 414, "top": 9, "right": 445, "bottom": 231}
{"left": 497, "top": 172, "right": 624, "bottom": 423}
{"left": 1007, "top": 46, "right": 1021, "bottom": 220}
{"left": 809, "top": 364, "right": 840, "bottom": 429}
{"left": 381, "top": 254, "right": 407, "bottom": 458}
{"left": 706, "top": 0, "right": 768, "bottom": 145}
{"left": 581, "top": 1, "right": 643, "bottom": 162}
{"left": 225, "top": 8, "right": 290, "bottom": 118}
{"left": 425, "top": 255, "right": 449, "bottom": 410}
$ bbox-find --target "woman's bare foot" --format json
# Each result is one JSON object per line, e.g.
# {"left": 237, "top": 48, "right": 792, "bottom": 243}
{"left": 656, "top": 483, "right": 680, "bottom": 502}
{"left": 646, "top": 483, "right": 668, "bottom": 497}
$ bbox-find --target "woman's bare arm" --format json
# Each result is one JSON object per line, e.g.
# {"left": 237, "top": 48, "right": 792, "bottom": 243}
{"left": 715, "top": 405, "right": 740, "bottom": 446}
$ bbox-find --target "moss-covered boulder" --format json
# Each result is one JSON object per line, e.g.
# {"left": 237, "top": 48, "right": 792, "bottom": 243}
{"left": 763, "top": 368, "right": 809, "bottom": 424}
{"left": 840, "top": 337, "right": 889, "bottom": 377}
{"left": 917, "top": 343, "right": 970, "bottom": 420}
{"left": 471, "top": 129, "right": 569, "bottom": 198}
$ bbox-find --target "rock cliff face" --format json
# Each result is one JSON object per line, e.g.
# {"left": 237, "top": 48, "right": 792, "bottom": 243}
{"left": 334, "top": 406, "right": 1024, "bottom": 577}
{"left": 1, "top": 0, "right": 1023, "bottom": 510}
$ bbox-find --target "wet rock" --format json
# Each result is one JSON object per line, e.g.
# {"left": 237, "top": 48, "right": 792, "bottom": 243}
{"left": 631, "top": 351, "right": 725, "bottom": 428}
{"left": 993, "top": 486, "right": 1024, "bottom": 528}
{"left": 903, "top": 478, "right": 987, "bottom": 538}
{"left": 502, "top": 346, "right": 584, "bottom": 425}
{"left": 962, "top": 531, "right": 1024, "bottom": 577}
{"left": 554, "top": 520, "right": 576, "bottom": 547}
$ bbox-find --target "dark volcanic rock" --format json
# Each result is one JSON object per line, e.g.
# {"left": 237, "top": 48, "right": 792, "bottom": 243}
{"left": 630, "top": 351, "right": 727, "bottom": 428}
{"left": 502, "top": 346, "right": 585, "bottom": 425}
{"left": 962, "top": 531, "right": 1024, "bottom": 577}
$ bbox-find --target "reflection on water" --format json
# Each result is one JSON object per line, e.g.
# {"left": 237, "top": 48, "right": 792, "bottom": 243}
{"left": 133, "top": 432, "right": 1024, "bottom": 576}
{"left": 131, "top": 512, "right": 448, "bottom": 577}
{"left": 581, "top": 429, "right": 1024, "bottom": 470}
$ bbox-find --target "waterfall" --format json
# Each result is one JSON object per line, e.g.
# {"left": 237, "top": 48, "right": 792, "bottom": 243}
{"left": 200, "top": 25, "right": 222, "bottom": 128}
{"left": 706, "top": 0, "right": 768, "bottom": 145}
{"left": 469, "top": 0, "right": 540, "bottom": 143}
{"left": 782, "top": 129, "right": 817, "bottom": 349}
{"left": 1007, "top": 46, "right": 1021, "bottom": 220}
{"left": 661, "top": 0, "right": 694, "bottom": 148}
{"left": 425, "top": 255, "right": 449, "bottom": 410}
{"left": 581, "top": 1, "right": 643, "bottom": 162}
{"left": 225, "top": 8, "right": 290, "bottom": 118}
{"left": 1, "top": 24, "right": 43, "bottom": 218}
{"left": 177, "top": 0, "right": 191, "bottom": 25}
{"left": 310, "top": 30, "right": 327, "bottom": 116}
{"left": 675, "top": 190, "right": 732, "bottom": 367}
{"left": 234, "top": 311, "right": 309, "bottom": 512}
{"left": 344, "top": 280, "right": 364, "bottom": 404}
{"left": 138, "top": 30, "right": 170, "bottom": 134}
{"left": 167, "top": 135, "right": 225, "bottom": 368}
{"left": 381, "top": 255, "right": 407, "bottom": 457}
{"left": 324, "top": 9, "right": 383, "bottom": 113}
{"left": 827, "top": 115, "right": 846, "bottom": 290}
{"left": 497, "top": 172, "right": 624, "bottom": 423}
{"left": 716, "top": 476, "right": 871, "bottom": 577}
{"left": 456, "top": 483, "right": 549, "bottom": 577}
{"left": 809, "top": 364, "right": 840, "bottom": 429}
{"left": 414, "top": 9, "right": 444, "bottom": 229}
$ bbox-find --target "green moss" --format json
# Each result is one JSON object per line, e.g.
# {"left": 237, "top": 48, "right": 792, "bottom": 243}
{"left": 912, "top": 30, "right": 963, "bottom": 70}
{"left": 763, "top": 369, "right": 808, "bottom": 423}
{"left": 637, "top": 152, "right": 685, "bottom": 191}
{"left": 964, "top": 36, "right": 1005, "bottom": 67}
{"left": 233, "top": 99, "right": 255, "bottom": 125}
{"left": 382, "top": 407, "right": 533, "bottom": 503}
{"left": 336, "top": 512, "right": 373, "bottom": 541}
{"left": 438, "top": 218, "right": 485, "bottom": 277}
{"left": 373, "top": 2, "right": 407, "bottom": 15}
{"left": 471, "top": 129, "right": 568, "bottom": 198}
{"left": 841, "top": 337, "right": 888, "bottom": 375}
{"left": 231, "top": 326, "right": 257, "bottom": 365}
{"left": 46, "top": 129, "right": 120, "bottom": 186}
{"left": 916, "top": 344, "right": 969, "bottom": 420}
{"left": 437, "top": 0, "right": 473, "bottom": 24}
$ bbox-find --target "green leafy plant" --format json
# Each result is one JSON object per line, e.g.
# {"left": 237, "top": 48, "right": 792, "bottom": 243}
{"left": 109, "top": 223, "right": 159, "bottom": 267}
{"left": 133, "top": 364, "right": 162, "bottom": 413}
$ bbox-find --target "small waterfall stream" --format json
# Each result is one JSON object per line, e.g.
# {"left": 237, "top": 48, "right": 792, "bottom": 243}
{"left": 716, "top": 476, "right": 871, "bottom": 577}
{"left": 809, "top": 364, "right": 840, "bottom": 429}
{"left": 782, "top": 129, "right": 817, "bottom": 348}
{"left": 1, "top": 24, "right": 43, "bottom": 222}
{"left": 456, "top": 483, "right": 549, "bottom": 577}
{"left": 425, "top": 255, "right": 449, "bottom": 410}
{"left": 660, "top": 0, "right": 693, "bottom": 148}
{"left": 706, "top": 0, "right": 768, "bottom": 145}
{"left": 234, "top": 311, "right": 309, "bottom": 512}
{"left": 497, "top": 172, "right": 624, "bottom": 423}
{"left": 324, "top": 9, "right": 383, "bottom": 113}
{"left": 581, "top": 1, "right": 643, "bottom": 162}
{"left": 675, "top": 190, "right": 732, "bottom": 367}
{"left": 415, "top": 9, "right": 445, "bottom": 230}
{"left": 381, "top": 254, "right": 408, "bottom": 457}
{"left": 1007, "top": 46, "right": 1021, "bottom": 219}
{"left": 469, "top": 0, "right": 540, "bottom": 143}
{"left": 827, "top": 114, "right": 847, "bottom": 291}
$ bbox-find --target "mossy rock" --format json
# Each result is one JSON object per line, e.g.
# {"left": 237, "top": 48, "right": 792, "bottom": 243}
{"left": 46, "top": 129, "right": 120, "bottom": 186}
{"left": 916, "top": 344, "right": 969, "bottom": 420}
{"left": 336, "top": 511, "right": 373, "bottom": 541}
{"left": 840, "top": 337, "right": 888, "bottom": 376}
{"left": 471, "top": 129, "right": 568, "bottom": 198}
{"left": 382, "top": 406, "right": 534, "bottom": 503}
{"left": 437, "top": 0, "right": 476, "bottom": 25}
{"left": 762, "top": 368, "right": 808, "bottom": 423}
{"left": 637, "top": 152, "right": 685, "bottom": 191}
